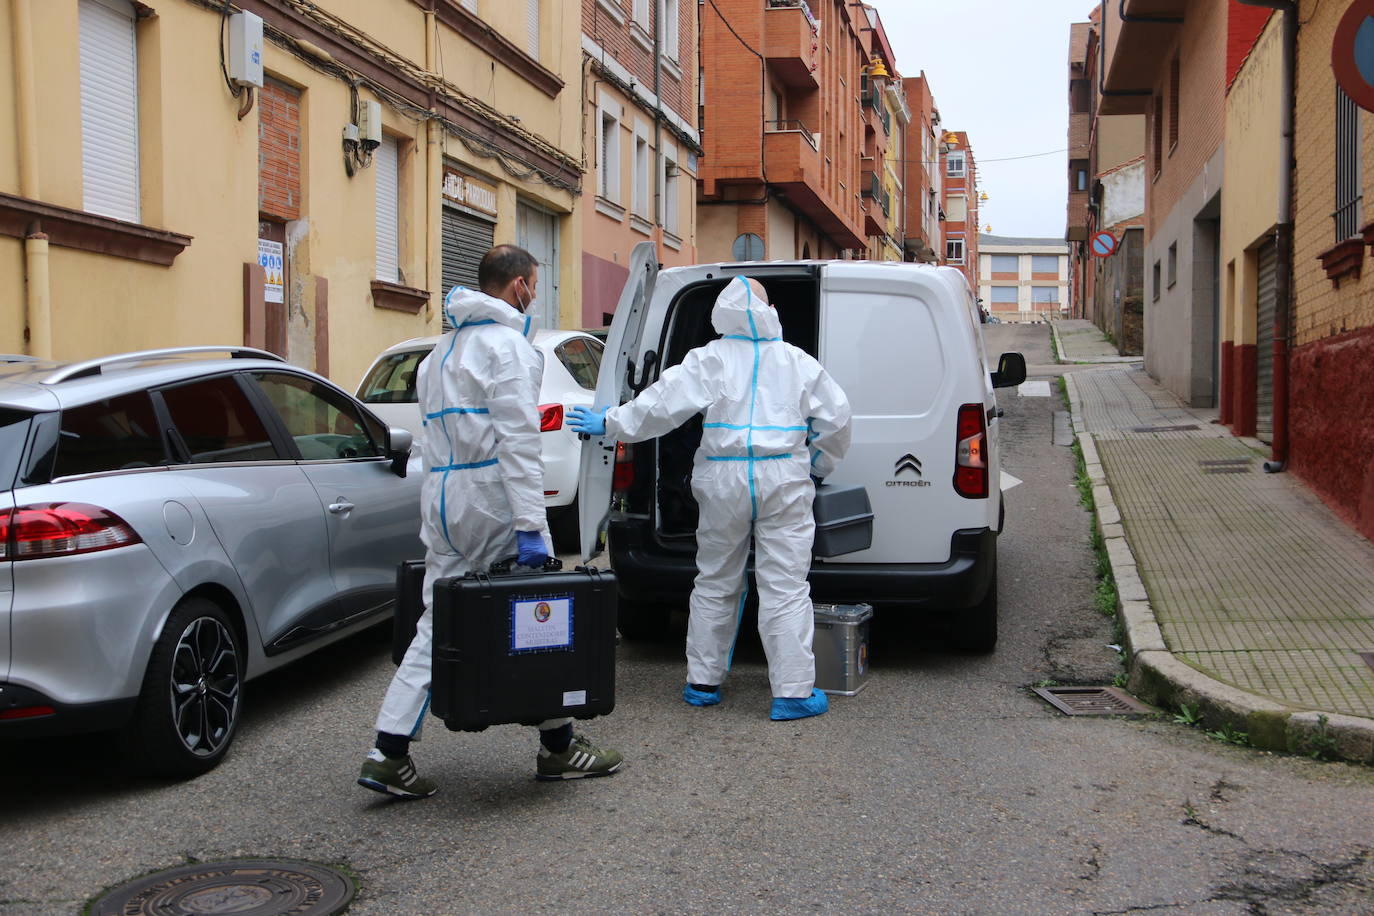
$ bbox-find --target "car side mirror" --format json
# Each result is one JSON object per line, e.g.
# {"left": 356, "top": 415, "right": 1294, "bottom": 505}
{"left": 387, "top": 427, "right": 413, "bottom": 477}
{"left": 990, "top": 351, "right": 1027, "bottom": 389}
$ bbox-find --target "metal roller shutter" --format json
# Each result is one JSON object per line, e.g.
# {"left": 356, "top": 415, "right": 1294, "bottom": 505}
{"left": 1255, "top": 238, "right": 1277, "bottom": 443}
{"left": 441, "top": 205, "right": 494, "bottom": 330}
{"left": 79, "top": 0, "right": 140, "bottom": 223}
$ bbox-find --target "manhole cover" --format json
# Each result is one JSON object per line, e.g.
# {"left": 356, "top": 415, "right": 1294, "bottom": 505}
{"left": 89, "top": 860, "right": 355, "bottom": 916}
{"left": 1033, "top": 686, "right": 1153, "bottom": 716}
{"left": 1131, "top": 424, "right": 1199, "bottom": 433}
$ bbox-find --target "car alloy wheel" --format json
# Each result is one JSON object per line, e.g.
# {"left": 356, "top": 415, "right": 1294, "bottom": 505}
{"left": 169, "top": 615, "right": 241, "bottom": 758}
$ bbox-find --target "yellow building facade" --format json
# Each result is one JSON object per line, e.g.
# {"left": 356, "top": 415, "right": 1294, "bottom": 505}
{"left": 2, "top": 0, "right": 583, "bottom": 388}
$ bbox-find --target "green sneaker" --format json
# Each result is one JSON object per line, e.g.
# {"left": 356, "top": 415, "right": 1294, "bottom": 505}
{"left": 358, "top": 748, "right": 437, "bottom": 799}
{"left": 536, "top": 734, "right": 624, "bottom": 781}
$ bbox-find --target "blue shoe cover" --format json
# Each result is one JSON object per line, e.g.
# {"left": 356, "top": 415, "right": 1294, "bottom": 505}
{"left": 682, "top": 683, "right": 721, "bottom": 706}
{"left": 770, "top": 688, "right": 829, "bottom": 721}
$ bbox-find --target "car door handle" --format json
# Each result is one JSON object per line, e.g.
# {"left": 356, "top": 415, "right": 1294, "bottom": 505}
{"left": 328, "top": 499, "right": 355, "bottom": 515}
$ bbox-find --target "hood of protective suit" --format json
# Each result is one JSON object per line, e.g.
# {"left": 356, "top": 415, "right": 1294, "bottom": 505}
{"left": 442, "top": 285, "right": 536, "bottom": 341}
{"left": 710, "top": 277, "right": 782, "bottom": 341}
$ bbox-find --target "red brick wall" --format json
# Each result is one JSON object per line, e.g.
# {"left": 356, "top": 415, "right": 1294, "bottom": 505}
{"left": 1226, "top": 1, "right": 1271, "bottom": 91}
{"left": 258, "top": 80, "right": 301, "bottom": 222}
{"left": 582, "top": 0, "right": 695, "bottom": 125}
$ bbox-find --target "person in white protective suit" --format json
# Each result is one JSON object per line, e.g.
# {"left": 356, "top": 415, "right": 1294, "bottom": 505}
{"left": 569, "top": 277, "right": 852, "bottom": 721}
{"left": 359, "top": 245, "right": 623, "bottom": 798}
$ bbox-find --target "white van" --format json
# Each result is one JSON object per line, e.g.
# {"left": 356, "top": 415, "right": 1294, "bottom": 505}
{"left": 579, "top": 243, "right": 1026, "bottom": 651}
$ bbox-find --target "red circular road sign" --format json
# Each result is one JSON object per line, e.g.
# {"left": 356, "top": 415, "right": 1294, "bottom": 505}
{"left": 1090, "top": 231, "right": 1119, "bottom": 258}
{"left": 1333, "top": 0, "right": 1374, "bottom": 112}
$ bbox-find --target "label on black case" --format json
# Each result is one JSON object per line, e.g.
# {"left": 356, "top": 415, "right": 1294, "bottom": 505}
{"left": 509, "top": 593, "right": 575, "bottom": 653}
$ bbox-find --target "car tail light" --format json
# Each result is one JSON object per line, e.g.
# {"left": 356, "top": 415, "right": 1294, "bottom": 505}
{"left": 0, "top": 503, "right": 143, "bottom": 561}
{"left": 612, "top": 442, "right": 634, "bottom": 494}
{"left": 539, "top": 404, "right": 564, "bottom": 432}
{"left": 953, "top": 404, "right": 988, "bottom": 499}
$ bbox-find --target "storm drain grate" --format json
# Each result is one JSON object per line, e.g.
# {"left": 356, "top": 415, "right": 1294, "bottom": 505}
{"left": 89, "top": 859, "right": 355, "bottom": 916}
{"left": 1131, "top": 424, "right": 1200, "bottom": 434}
{"left": 1199, "top": 458, "right": 1252, "bottom": 475}
{"left": 1032, "top": 686, "right": 1153, "bottom": 717}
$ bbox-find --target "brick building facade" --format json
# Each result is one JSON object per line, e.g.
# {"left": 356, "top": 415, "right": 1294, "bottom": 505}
{"left": 941, "top": 130, "right": 978, "bottom": 292}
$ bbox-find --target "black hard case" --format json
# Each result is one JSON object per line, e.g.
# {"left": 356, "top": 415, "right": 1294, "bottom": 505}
{"left": 431, "top": 565, "right": 618, "bottom": 732}
{"left": 392, "top": 559, "right": 427, "bottom": 666}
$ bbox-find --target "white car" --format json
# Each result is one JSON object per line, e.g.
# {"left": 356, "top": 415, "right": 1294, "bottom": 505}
{"left": 357, "top": 329, "right": 605, "bottom": 549}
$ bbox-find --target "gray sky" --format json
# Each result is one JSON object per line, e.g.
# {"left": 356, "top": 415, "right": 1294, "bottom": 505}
{"left": 874, "top": 0, "right": 1095, "bottom": 239}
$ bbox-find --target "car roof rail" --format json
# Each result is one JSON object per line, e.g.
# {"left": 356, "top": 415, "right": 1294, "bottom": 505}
{"left": 41, "top": 346, "right": 286, "bottom": 385}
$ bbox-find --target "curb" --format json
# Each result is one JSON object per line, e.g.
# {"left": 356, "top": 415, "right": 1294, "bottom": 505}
{"left": 1062, "top": 371, "right": 1374, "bottom": 765}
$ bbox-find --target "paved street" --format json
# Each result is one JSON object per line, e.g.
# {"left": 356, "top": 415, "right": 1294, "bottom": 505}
{"left": 4, "top": 323, "right": 1373, "bottom": 914}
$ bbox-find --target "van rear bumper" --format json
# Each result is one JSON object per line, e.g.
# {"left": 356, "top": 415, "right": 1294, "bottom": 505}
{"left": 608, "top": 520, "right": 996, "bottom": 609}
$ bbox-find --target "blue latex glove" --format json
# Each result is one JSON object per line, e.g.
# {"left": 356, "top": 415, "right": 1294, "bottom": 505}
{"left": 516, "top": 530, "right": 549, "bottom": 568}
{"left": 567, "top": 405, "right": 608, "bottom": 436}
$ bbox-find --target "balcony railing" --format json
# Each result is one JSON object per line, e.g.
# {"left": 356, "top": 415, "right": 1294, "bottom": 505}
{"left": 765, "top": 119, "right": 817, "bottom": 149}
{"left": 766, "top": 0, "right": 818, "bottom": 31}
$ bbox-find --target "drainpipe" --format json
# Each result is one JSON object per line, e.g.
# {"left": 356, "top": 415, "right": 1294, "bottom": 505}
{"left": 424, "top": 1, "right": 439, "bottom": 322}
{"left": 12, "top": 0, "right": 52, "bottom": 358}
{"left": 653, "top": 0, "right": 663, "bottom": 252}
{"left": 1236, "top": 0, "right": 1295, "bottom": 473}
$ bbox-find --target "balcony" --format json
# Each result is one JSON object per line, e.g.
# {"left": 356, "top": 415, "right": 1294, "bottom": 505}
{"left": 1100, "top": 0, "right": 1184, "bottom": 115}
{"left": 764, "top": 120, "right": 865, "bottom": 248}
{"left": 765, "top": 0, "right": 820, "bottom": 90}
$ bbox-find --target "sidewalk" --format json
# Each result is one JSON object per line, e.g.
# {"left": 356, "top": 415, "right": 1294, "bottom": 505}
{"left": 1050, "top": 319, "right": 1374, "bottom": 764}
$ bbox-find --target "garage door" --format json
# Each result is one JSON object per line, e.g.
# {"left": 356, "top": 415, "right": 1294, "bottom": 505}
{"left": 441, "top": 205, "right": 495, "bottom": 331}
{"left": 1255, "top": 238, "right": 1276, "bottom": 443}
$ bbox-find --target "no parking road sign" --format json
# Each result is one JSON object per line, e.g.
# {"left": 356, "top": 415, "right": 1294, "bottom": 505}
{"left": 1334, "top": 0, "right": 1374, "bottom": 112}
{"left": 1090, "top": 231, "right": 1119, "bottom": 258}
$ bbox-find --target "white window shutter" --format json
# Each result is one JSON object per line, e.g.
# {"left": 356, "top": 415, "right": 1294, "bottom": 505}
{"left": 527, "top": 0, "right": 540, "bottom": 60}
{"left": 461, "top": 0, "right": 477, "bottom": 11}
{"left": 375, "top": 138, "right": 400, "bottom": 283}
{"left": 79, "top": 0, "right": 140, "bottom": 223}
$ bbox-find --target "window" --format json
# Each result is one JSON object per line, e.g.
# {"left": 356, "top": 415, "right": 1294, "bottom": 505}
{"left": 53, "top": 392, "right": 165, "bottom": 478}
{"left": 1152, "top": 94, "right": 1163, "bottom": 177}
{"left": 661, "top": 142, "right": 681, "bottom": 235}
{"left": 633, "top": 131, "right": 649, "bottom": 218}
{"left": 375, "top": 136, "right": 401, "bottom": 282}
{"left": 990, "top": 286, "right": 1018, "bottom": 304}
{"left": 526, "top": 0, "right": 540, "bottom": 61}
{"left": 990, "top": 254, "right": 1018, "bottom": 274}
{"left": 947, "top": 238, "right": 965, "bottom": 264}
{"left": 160, "top": 376, "right": 278, "bottom": 464}
{"left": 946, "top": 151, "right": 965, "bottom": 178}
{"left": 554, "top": 337, "right": 604, "bottom": 391}
{"left": 598, "top": 107, "right": 621, "bottom": 205}
{"left": 1168, "top": 56, "right": 1180, "bottom": 151}
{"left": 461, "top": 0, "right": 477, "bottom": 10}
{"left": 1167, "top": 242, "right": 1177, "bottom": 288}
{"left": 946, "top": 194, "right": 967, "bottom": 222}
{"left": 1032, "top": 286, "right": 1060, "bottom": 303}
{"left": 1032, "top": 255, "right": 1059, "bottom": 274}
{"left": 79, "top": 0, "right": 140, "bottom": 223}
{"left": 633, "top": 0, "right": 649, "bottom": 30}
{"left": 252, "top": 372, "right": 383, "bottom": 461}
{"left": 1152, "top": 261, "right": 1161, "bottom": 301}
{"left": 1335, "top": 86, "right": 1362, "bottom": 240}
{"left": 357, "top": 350, "right": 426, "bottom": 404}
{"left": 660, "top": 0, "right": 679, "bottom": 61}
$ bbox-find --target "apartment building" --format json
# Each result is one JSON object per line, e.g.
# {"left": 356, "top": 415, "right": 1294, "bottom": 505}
{"left": 857, "top": 5, "right": 902, "bottom": 262}
{"left": 942, "top": 130, "right": 978, "bottom": 291}
{"left": 899, "top": 73, "right": 942, "bottom": 264}
{"left": 581, "top": 0, "right": 700, "bottom": 326}
{"left": 696, "top": 0, "right": 869, "bottom": 261}
{"left": 1067, "top": 6, "right": 1146, "bottom": 353}
{"left": 978, "top": 235, "right": 1070, "bottom": 322}
{"left": 1, "top": 0, "right": 583, "bottom": 387}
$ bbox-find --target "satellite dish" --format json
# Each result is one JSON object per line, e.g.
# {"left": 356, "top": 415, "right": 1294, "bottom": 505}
{"left": 731, "top": 233, "right": 765, "bottom": 261}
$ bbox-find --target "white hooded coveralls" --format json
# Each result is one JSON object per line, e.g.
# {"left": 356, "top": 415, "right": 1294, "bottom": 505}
{"left": 604, "top": 278, "right": 852, "bottom": 698}
{"left": 375, "top": 287, "right": 562, "bottom": 739}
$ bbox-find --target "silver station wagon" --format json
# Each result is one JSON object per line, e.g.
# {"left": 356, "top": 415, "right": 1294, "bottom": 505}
{"left": 0, "top": 348, "right": 421, "bottom": 777}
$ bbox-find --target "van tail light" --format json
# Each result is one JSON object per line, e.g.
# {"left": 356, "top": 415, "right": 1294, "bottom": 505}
{"left": 612, "top": 442, "right": 635, "bottom": 494}
{"left": 953, "top": 404, "right": 989, "bottom": 499}
{"left": 0, "top": 503, "right": 143, "bottom": 561}
{"left": 539, "top": 403, "right": 564, "bottom": 432}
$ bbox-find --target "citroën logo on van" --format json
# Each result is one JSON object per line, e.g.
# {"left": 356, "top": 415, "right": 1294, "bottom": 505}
{"left": 889, "top": 454, "right": 931, "bottom": 487}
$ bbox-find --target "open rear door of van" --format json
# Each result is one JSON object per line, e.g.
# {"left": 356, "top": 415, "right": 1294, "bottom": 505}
{"left": 578, "top": 241, "right": 658, "bottom": 560}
